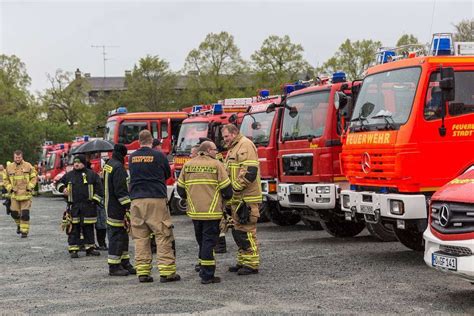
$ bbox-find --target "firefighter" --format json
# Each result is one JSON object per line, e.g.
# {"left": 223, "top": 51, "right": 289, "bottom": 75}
{"left": 177, "top": 141, "right": 232, "bottom": 284}
{"left": 57, "top": 154, "right": 103, "bottom": 258}
{"left": 222, "top": 124, "right": 262, "bottom": 275}
{"left": 129, "top": 130, "right": 180, "bottom": 283}
{"left": 103, "top": 144, "right": 136, "bottom": 276}
{"left": 4, "top": 151, "right": 37, "bottom": 238}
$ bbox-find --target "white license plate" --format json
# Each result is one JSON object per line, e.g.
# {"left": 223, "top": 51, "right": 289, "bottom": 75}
{"left": 289, "top": 185, "right": 303, "bottom": 194}
{"left": 360, "top": 205, "right": 374, "bottom": 215}
{"left": 432, "top": 253, "right": 457, "bottom": 271}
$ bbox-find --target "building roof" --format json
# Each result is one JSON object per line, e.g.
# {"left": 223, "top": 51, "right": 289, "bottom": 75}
{"left": 85, "top": 77, "right": 126, "bottom": 92}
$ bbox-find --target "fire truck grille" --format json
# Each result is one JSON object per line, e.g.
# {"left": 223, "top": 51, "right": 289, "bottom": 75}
{"left": 282, "top": 155, "right": 313, "bottom": 176}
{"left": 431, "top": 202, "right": 474, "bottom": 234}
{"left": 439, "top": 245, "right": 473, "bottom": 257}
{"left": 342, "top": 149, "right": 396, "bottom": 182}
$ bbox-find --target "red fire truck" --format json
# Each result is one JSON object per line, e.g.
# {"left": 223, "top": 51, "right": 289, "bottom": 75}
{"left": 340, "top": 34, "right": 474, "bottom": 250}
{"left": 269, "top": 75, "right": 394, "bottom": 238}
{"left": 171, "top": 101, "right": 249, "bottom": 214}
{"left": 103, "top": 107, "right": 189, "bottom": 155}
{"left": 39, "top": 142, "right": 71, "bottom": 193}
{"left": 238, "top": 91, "right": 302, "bottom": 225}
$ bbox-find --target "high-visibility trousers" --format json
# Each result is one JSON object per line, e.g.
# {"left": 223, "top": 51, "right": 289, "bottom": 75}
{"left": 130, "top": 198, "right": 177, "bottom": 277}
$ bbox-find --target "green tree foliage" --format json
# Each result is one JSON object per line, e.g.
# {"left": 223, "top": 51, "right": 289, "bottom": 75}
{"left": 453, "top": 19, "right": 473, "bottom": 41}
{"left": 0, "top": 54, "right": 32, "bottom": 115}
{"left": 396, "top": 34, "right": 420, "bottom": 47}
{"left": 317, "top": 39, "right": 382, "bottom": 80}
{"left": 40, "top": 69, "right": 95, "bottom": 132}
{"left": 120, "top": 55, "right": 178, "bottom": 112}
{"left": 251, "top": 35, "right": 313, "bottom": 92}
{"left": 183, "top": 32, "right": 248, "bottom": 104}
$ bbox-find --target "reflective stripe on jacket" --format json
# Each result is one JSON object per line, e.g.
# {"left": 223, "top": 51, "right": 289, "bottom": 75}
{"left": 224, "top": 134, "right": 262, "bottom": 205}
{"left": 5, "top": 161, "right": 37, "bottom": 201}
{"left": 177, "top": 153, "right": 231, "bottom": 220}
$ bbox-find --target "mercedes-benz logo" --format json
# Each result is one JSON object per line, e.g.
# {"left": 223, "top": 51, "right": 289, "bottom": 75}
{"left": 361, "top": 152, "right": 371, "bottom": 174}
{"left": 439, "top": 204, "right": 450, "bottom": 227}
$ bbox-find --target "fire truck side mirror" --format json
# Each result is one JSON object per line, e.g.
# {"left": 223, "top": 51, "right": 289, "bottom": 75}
{"left": 228, "top": 114, "right": 238, "bottom": 124}
{"left": 265, "top": 103, "right": 276, "bottom": 113}
{"left": 288, "top": 106, "right": 298, "bottom": 118}
{"left": 440, "top": 67, "right": 455, "bottom": 102}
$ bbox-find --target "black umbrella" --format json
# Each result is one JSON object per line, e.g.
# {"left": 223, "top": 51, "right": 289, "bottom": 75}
{"left": 71, "top": 139, "right": 114, "bottom": 154}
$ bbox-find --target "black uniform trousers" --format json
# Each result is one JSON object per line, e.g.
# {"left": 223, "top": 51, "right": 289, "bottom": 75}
{"left": 68, "top": 223, "right": 95, "bottom": 252}
{"left": 193, "top": 219, "right": 220, "bottom": 281}
{"left": 107, "top": 225, "right": 130, "bottom": 265}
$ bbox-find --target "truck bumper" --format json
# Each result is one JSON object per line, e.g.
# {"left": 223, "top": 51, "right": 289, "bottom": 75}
{"left": 423, "top": 228, "right": 474, "bottom": 281}
{"left": 340, "top": 190, "right": 427, "bottom": 223}
{"left": 278, "top": 183, "right": 337, "bottom": 210}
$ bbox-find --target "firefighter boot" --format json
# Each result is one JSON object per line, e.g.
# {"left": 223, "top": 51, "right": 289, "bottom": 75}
{"left": 201, "top": 276, "right": 221, "bottom": 285}
{"left": 86, "top": 248, "right": 101, "bottom": 256}
{"left": 109, "top": 264, "right": 129, "bottom": 276}
{"left": 214, "top": 236, "right": 227, "bottom": 254}
{"left": 139, "top": 275, "right": 154, "bottom": 283}
{"left": 237, "top": 267, "right": 259, "bottom": 275}
{"left": 21, "top": 233, "right": 28, "bottom": 238}
{"left": 16, "top": 225, "right": 20, "bottom": 234}
{"left": 121, "top": 259, "right": 137, "bottom": 275}
{"left": 70, "top": 251, "right": 79, "bottom": 259}
{"left": 160, "top": 274, "right": 181, "bottom": 283}
{"left": 96, "top": 229, "right": 108, "bottom": 251}
{"left": 228, "top": 264, "right": 243, "bottom": 273}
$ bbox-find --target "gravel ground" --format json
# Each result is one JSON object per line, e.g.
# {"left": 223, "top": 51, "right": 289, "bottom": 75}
{"left": 0, "top": 196, "right": 473, "bottom": 314}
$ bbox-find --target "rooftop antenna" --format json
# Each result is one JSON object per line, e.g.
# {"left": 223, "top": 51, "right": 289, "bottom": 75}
{"left": 428, "top": 0, "right": 437, "bottom": 39}
{"left": 91, "top": 44, "right": 119, "bottom": 78}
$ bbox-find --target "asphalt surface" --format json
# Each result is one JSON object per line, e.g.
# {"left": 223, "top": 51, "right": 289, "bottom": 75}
{"left": 0, "top": 196, "right": 473, "bottom": 314}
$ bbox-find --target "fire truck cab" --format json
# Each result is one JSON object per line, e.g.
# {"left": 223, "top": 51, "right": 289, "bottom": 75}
{"left": 104, "top": 107, "right": 188, "bottom": 155}
{"left": 39, "top": 142, "right": 70, "bottom": 193}
{"left": 340, "top": 35, "right": 474, "bottom": 250}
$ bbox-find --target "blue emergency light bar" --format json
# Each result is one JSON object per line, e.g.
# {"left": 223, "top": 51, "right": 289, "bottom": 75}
{"left": 83, "top": 135, "right": 89, "bottom": 142}
{"left": 213, "top": 103, "right": 223, "bottom": 115}
{"left": 332, "top": 72, "right": 347, "bottom": 83}
{"left": 431, "top": 35, "right": 453, "bottom": 56}
{"left": 283, "top": 84, "right": 295, "bottom": 95}
{"left": 192, "top": 105, "right": 203, "bottom": 113}
{"left": 259, "top": 89, "right": 270, "bottom": 98}
{"left": 116, "top": 107, "right": 127, "bottom": 114}
{"left": 376, "top": 50, "right": 396, "bottom": 64}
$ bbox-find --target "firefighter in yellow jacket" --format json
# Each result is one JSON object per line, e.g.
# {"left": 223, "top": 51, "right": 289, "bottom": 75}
{"left": 4, "top": 150, "right": 37, "bottom": 237}
{"left": 222, "top": 124, "right": 262, "bottom": 275}
{"left": 177, "top": 141, "right": 233, "bottom": 284}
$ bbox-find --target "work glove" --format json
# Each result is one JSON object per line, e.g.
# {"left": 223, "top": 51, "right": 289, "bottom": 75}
{"left": 61, "top": 209, "right": 73, "bottom": 235}
{"left": 124, "top": 211, "right": 131, "bottom": 233}
{"left": 235, "top": 201, "right": 250, "bottom": 225}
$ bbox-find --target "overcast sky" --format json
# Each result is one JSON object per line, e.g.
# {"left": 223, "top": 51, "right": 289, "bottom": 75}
{"left": 0, "top": 0, "right": 472, "bottom": 93}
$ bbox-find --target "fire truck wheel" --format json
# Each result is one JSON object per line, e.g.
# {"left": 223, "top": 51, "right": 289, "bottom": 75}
{"left": 392, "top": 228, "right": 424, "bottom": 251}
{"left": 366, "top": 222, "right": 397, "bottom": 242}
{"left": 320, "top": 217, "right": 365, "bottom": 238}
{"left": 301, "top": 219, "right": 323, "bottom": 230}
{"left": 170, "top": 197, "right": 187, "bottom": 216}
{"left": 268, "top": 203, "right": 301, "bottom": 226}
{"left": 257, "top": 203, "right": 271, "bottom": 223}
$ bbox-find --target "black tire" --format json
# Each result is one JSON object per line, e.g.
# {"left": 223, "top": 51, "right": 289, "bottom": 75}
{"left": 366, "top": 222, "right": 397, "bottom": 242}
{"left": 258, "top": 202, "right": 271, "bottom": 223}
{"left": 320, "top": 216, "right": 365, "bottom": 238}
{"left": 393, "top": 227, "right": 424, "bottom": 251}
{"left": 268, "top": 202, "right": 301, "bottom": 226}
{"left": 169, "top": 197, "right": 187, "bottom": 215}
{"left": 301, "top": 218, "right": 323, "bottom": 230}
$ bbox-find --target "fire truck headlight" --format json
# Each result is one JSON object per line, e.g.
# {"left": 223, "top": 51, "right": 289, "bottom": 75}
{"left": 316, "top": 186, "right": 330, "bottom": 194}
{"left": 342, "top": 194, "right": 350, "bottom": 209}
{"left": 261, "top": 182, "right": 268, "bottom": 193}
{"left": 390, "top": 200, "right": 405, "bottom": 215}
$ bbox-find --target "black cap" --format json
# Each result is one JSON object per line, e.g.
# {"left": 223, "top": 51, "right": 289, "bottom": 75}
{"left": 74, "top": 154, "right": 87, "bottom": 165}
{"left": 113, "top": 143, "right": 128, "bottom": 157}
{"left": 152, "top": 139, "right": 162, "bottom": 147}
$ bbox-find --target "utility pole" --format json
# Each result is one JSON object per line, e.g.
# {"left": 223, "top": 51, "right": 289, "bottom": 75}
{"left": 91, "top": 44, "right": 119, "bottom": 78}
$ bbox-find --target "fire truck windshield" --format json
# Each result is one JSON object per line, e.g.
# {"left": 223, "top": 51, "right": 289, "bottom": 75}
{"left": 282, "top": 90, "right": 330, "bottom": 141}
{"left": 241, "top": 112, "right": 275, "bottom": 146}
{"left": 176, "top": 122, "right": 208, "bottom": 154}
{"left": 46, "top": 153, "right": 56, "bottom": 171}
{"left": 104, "top": 120, "right": 116, "bottom": 142}
{"left": 350, "top": 67, "right": 421, "bottom": 131}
